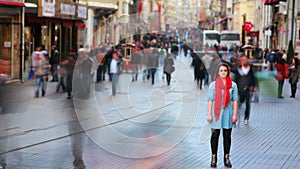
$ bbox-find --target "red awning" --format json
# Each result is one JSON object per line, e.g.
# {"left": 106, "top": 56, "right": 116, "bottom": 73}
{"left": 50, "top": 18, "right": 61, "bottom": 23}
{"left": 75, "top": 21, "right": 86, "bottom": 29}
{"left": 63, "top": 21, "right": 73, "bottom": 27}
{"left": 27, "top": 16, "right": 45, "bottom": 23}
{"left": 0, "top": 1, "right": 25, "bottom": 7}
{"left": 264, "top": 0, "right": 286, "bottom": 5}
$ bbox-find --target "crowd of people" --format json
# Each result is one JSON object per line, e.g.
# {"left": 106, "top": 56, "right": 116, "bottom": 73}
{"left": 29, "top": 31, "right": 300, "bottom": 168}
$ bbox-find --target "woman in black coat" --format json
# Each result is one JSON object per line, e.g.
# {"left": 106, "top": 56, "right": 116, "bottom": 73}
{"left": 191, "top": 52, "right": 206, "bottom": 89}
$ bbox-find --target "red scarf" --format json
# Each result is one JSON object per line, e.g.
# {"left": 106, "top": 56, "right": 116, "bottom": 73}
{"left": 214, "top": 76, "right": 232, "bottom": 121}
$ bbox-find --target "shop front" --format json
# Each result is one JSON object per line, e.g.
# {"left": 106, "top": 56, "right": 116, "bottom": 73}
{"left": 36, "top": 0, "right": 87, "bottom": 60}
{"left": 23, "top": 0, "right": 87, "bottom": 78}
{"left": 0, "top": 1, "right": 25, "bottom": 82}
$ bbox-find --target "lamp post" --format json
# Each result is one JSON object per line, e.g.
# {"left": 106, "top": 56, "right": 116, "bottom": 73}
{"left": 242, "top": 14, "right": 246, "bottom": 46}
{"left": 291, "top": 0, "right": 295, "bottom": 44}
{"left": 158, "top": 0, "right": 162, "bottom": 31}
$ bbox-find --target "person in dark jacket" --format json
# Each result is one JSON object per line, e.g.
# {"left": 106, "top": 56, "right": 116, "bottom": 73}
{"left": 191, "top": 52, "right": 206, "bottom": 89}
{"left": 288, "top": 55, "right": 300, "bottom": 98}
{"left": 163, "top": 53, "right": 175, "bottom": 86}
{"left": 233, "top": 56, "right": 256, "bottom": 125}
{"left": 50, "top": 45, "right": 59, "bottom": 82}
{"left": 105, "top": 46, "right": 114, "bottom": 81}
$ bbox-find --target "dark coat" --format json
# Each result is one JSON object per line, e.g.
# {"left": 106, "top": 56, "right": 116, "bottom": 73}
{"left": 233, "top": 66, "right": 256, "bottom": 93}
{"left": 191, "top": 57, "right": 206, "bottom": 79}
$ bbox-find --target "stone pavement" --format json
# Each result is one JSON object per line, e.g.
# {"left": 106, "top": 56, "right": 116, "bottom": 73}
{"left": 1, "top": 56, "right": 300, "bottom": 169}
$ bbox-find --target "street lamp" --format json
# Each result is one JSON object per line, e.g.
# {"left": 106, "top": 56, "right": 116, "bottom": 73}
{"left": 242, "top": 14, "right": 246, "bottom": 46}
{"left": 158, "top": 0, "right": 162, "bottom": 31}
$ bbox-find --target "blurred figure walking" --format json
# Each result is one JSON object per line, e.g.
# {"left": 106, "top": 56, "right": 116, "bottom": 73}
{"left": 288, "top": 54, "right": 300, "bottom": 98}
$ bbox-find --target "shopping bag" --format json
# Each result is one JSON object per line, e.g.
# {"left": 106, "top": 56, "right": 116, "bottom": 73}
{"left": 28, "top": 69, "right": 34, "bottom": 80}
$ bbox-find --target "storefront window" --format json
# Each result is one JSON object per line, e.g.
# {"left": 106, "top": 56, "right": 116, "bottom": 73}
{"left": 54, "top": 25, "right": 61, "bottom": 52}
{"left": 41, "top": 25, "right": 49, "bottom": 50}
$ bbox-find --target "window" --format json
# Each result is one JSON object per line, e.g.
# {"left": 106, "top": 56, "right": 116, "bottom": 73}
{"left": 122, "top": 2, "right": 128, "bottom": 14}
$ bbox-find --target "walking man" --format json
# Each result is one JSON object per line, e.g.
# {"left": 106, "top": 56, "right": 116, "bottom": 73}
{"left": 233, "top": 56, "right": 256, "bottom": 125}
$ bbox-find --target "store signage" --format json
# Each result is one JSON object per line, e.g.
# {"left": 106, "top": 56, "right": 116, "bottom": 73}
{"left": 42, "top": 0, "right": 55, "bottom": 17}
{"left": 38, "top": 0, "right": 87, "bottom": 19}
{"left": 4, "top": 42, "right": 11, "bottom": 48}
{"left": 78, "top": 6, "right": 87, "bottom": 19}
{"left": 243, "top": 22, "right": 254, "bottom": 33}
{"left": 61, "top": 3, "right": 75, "bottom": 16}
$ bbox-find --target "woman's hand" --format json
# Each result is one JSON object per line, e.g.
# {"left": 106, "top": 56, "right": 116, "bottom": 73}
{"left": 207, "top": 114, "right": 213, "bottom": 122}
{"left": 232, "top": 114, "right": 238, "bottom": 123}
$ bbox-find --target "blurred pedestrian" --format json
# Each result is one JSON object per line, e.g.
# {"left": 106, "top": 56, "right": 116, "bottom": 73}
{"left": 73, "top": 48, "right": 93, "bottom": 99}
{"left": 110, "top": 51, "right": 122, "bottom": 96}
{"left": 32, "top": 47, "right": 50, "bottom": 97}
{"left": 191, "top": 52, "right": 206, "bottom": 89}
{"left": 276, "top": 57, "right": 286, "bottom": 98}
{"left": 233, "top": 56, "right": 256, "bottom": 125}
{"left": 209, "top": 54, "right": 222, "bottom": 81}
{"left": 158, "top": 43, "right": 167, "bottom": 67}
{"left": 56, "top": 59, "right": 67, "bottom": 93}
{"left": 288, "top": 55, "right": 300, "bottom": 98}
{"left": 149, "top": 48, "right": 159, "bottom": 85}
{"left": 207, "top": 63, "right": 238, "bottom": 168}
{"left": 50, "top": 45, "right": 59, "bottom": 82}
{"left": 61, "top": 53, "right": 76, "bottom": 99}
{"left": 202, "top": 51, "right": 213, "bottom": 85}
{"left": 131, "top": 47, "right": 142, "bottom": 82}
{"left": 96, "top": 48, "right": 106, "bottom": 82}
{"left": 105, "top": 46, "right": 114, "bottom": 81}
{"left": 163, "top": 53, "right": 175, "bottom": 86}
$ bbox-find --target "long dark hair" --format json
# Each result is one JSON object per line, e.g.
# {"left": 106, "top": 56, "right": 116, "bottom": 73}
{"left": 293, "top": 57, "right": 298, "bottom": 68}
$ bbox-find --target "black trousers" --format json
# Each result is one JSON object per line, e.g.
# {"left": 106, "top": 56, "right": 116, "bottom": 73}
{"left": 210, "top": 128, "right": 232, "bottom": 155}
{"left": 150, "top": 68, "right": 157, "bottom": 85}
{"left": 291, "top": 83, "right": 297, "bottom": 97}
{"left": 165, "top": 72, "right": 171, "bottom": 85}
{"left": 277, "top": 80, "right": 284, "bottom": 97}
{"left": 238, "top": 90, "right": 251, "bottom": 120}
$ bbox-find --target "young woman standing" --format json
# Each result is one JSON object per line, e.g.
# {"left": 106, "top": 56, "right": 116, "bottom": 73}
{"left": 207, "top": 63, "right": 238, "bottom": 168}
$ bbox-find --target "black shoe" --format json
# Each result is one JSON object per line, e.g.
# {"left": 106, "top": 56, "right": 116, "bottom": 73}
{"left": 290, "top": 95, "right": 295, "bottom": 98}
{"left": 42, "top": 91, "right": 46, "bottom": 97}
{"left": 278, "top": 96, "right": 284, "bottom": 99}
{"left": 211, "top": 154, "right": 217, "bottom": 168}
{"left": 224, "top": 154, "right": 232, "bottom": 168}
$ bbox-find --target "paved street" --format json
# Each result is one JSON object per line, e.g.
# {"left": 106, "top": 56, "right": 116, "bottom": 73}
{"left": 1, "top": 56, "right": 300, "bottom": 169}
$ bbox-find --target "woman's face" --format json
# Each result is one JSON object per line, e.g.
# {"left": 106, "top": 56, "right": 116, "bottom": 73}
{"left": 218, "top": 65, "right": 229, "bottom": 79}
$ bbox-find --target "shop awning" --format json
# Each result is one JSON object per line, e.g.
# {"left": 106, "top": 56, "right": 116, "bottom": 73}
{"left": 25, "top": 2, "right": 37, "bottom": 8}
{"left": 264, "top": 0, "right": 286, "bottom": 5}
{"left": 88, "top": 2, "right": 118, "bottom": 9}
{"left": 75, "top": 21, "right": 86, "bottom": 29}
{"left": 246, "top": 31, "right": 259, "bottom": 37}
{"left": 27, "top": 16, "right": 45, "bottom": 23}
{"left": 0, "top": 1, "right": 25, "bottom": 7}
{"left": 215, "top": 16, "right": 228, "bottom": 25}
{"left": 63, "top": 21, "right": 73, "bottom": 27}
